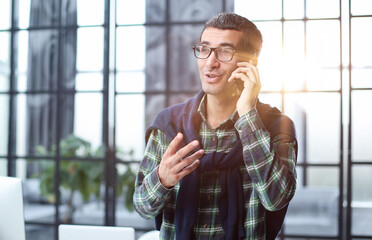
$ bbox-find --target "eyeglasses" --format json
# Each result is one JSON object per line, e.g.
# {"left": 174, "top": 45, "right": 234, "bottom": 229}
{"left": 193, "top": 45, "right": 236, "bottom": 62}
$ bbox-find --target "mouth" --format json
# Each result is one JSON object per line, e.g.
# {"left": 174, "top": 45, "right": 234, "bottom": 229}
{"left": 204, "top": 72, "right": 222, "bottom": 83}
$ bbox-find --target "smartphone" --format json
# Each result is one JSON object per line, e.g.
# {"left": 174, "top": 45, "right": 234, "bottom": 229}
{"left": 233, "top": 78, "right": 244, "bottom": 95}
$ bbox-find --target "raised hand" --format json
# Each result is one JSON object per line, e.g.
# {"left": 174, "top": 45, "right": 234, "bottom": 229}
{"left": 228, "top": 61, "right": 261, "bottom": 116}
{"left": 158, "top": 133, "right": 205, "bottom": 188}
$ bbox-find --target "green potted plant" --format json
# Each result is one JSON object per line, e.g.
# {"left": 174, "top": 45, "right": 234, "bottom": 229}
{"left": 33, "top": 134, "right": 136, "bottom": 223}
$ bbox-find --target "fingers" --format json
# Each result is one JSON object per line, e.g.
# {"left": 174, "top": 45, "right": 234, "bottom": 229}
{"left": 164, "top": 134, "right": 201, "bottom": 168}
{"left": 159, "top": 133, "right": 204, "bottom": 188}
{"left": 233, "top": 61, "right": 262, "bottom": 115}
{"left": 174, "top": 140, "right": 199, "bottom": 160}
{"left": 164, "top": 132, "right": 184, "bottom": 157}
{"left": 174, "top": 149, "right": 204, "bottom": 173}
{"left": 227, "top": 61, "right": 260, "bottom": 85}
{"left": 177, "top": 159, "right": 200, "bottom": 178}
{"left": 235, "top": 62, "right": 260, "bottom": 82}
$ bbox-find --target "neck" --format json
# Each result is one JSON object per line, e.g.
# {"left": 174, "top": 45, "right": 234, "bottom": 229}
{"left": 206, "top": 94, "right": 238, "bottom": 129}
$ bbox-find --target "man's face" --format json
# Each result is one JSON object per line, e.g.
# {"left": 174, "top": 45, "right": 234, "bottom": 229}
{"left": 198, "top": 27, "right": 245, "bottom": 99}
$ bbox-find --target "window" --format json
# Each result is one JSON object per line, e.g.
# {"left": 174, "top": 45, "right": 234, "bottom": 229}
{"left": 1, "top": 0, "right": 371, "bottom": 239}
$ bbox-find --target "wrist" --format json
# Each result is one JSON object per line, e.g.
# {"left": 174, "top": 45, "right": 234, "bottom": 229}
{"left": 237, "top": 105, "right": 255, "bottom": 117}
{"left": 157, "top": 167, "right": 173, "bottom": 189}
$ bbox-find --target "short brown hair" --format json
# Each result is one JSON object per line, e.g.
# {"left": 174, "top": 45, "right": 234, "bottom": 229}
{"left": 201, "top": 12, "right": 263, "bottom": 58}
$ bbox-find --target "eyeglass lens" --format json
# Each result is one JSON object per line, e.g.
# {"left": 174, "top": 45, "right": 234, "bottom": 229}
{"left": 194, "top": 46, "right": 234, "bottom": 62}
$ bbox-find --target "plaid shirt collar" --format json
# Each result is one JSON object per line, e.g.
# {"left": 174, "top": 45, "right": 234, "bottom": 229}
{"left": 197, "top": 93, "right": 240, "bottom": 128}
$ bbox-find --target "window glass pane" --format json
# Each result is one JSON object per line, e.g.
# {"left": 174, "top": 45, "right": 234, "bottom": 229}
{"left": 258, "top": 93, "right": 282, "bottom": 112}
{"left": 116, "top": 72, "right": 145, "bottom": 93}
{"left": 77, "top": 27, "right": 104, "bottom": 71}
{"left": 15, "top": 159, "right": 27, "bottom": 179}
{"left": 145, "top": 26, "right": 166, "bottom": 92}
{"left": 283, "top": 21, "right": 305, "bottom": 91}
{"left": 260, "top": 70, "right": 282, "bottom": 92}
{"left": 307, "top": 68, "right": 341, "bottom": 91}
{"left": 0, "top": 25, "right": 10, "bottom": 80}
{"left": 0, "top": 95, "right": 9, "bottom": 156}
{"left": 286, "top": 185, "right": 339, "bottom": 236}
{"left": 295, "top": 166, "right": 304, "bottom": 187}
{"left": 351, "top": 0, "right": 372, "bottom": 15}
{"left": 255, "top": 22, "right": 283, "bottom": 92}
{"left": 284, "top": 0, "right": 304, "bottom": 19}
{"left": 308, "top": 167, "right": 339, "bottom": 188}
{"left": 16, "top": 94, "right": 27, "bottom": 156}
{"left": 235, "top": 0, "right": 282, "bottom": 20}
{"left": 0, "top": 74, "right": 9, "bottom": 92}
{"left": 18, "top": 0, "right": 31, "bottom": 29}
{"left": 306, "top": 0, "right": 340, "bottom": 18}
{"left": 116, "top": 26, "right": 145, "bottom": 71}
{"left": 115, "top": 162, "right": 155, "bottom": 229}
{"left": 285, "top": 93, "right": 340, "bottom": 164}
{"left": 23, "top": 160, "right": 56, "bottom": 224}
{"left": 284, "top": 97, "right": 305, "bottom": 165}
{"left": 19, "top": 29, "right": 59, "bottom": 91}
{"left": 0, "top": 159, "right": 6, "bottom": 176}
{"left": 352, "top": 166, "right": 372, "bottom": 202}
{"left": 1, "top": 36, "right": 10, "bottom": 81}
{"left": 20, "top": 0, "right": 75, "bottom": 29}
{"left": 284, "top": 21, "right": 305, "bottom": 59}
{"left": 75, "top": 73, "right": 103, "bottom": 91}
{"left": 0, "top": 33, "right": 10, "bottom": 80}
{"left": 16, "top": 94, "right": 60, "bottom": 157}
{"left": 23, "top": 0, "right": 59, "bottom": 28}
{"left": 169, "top": 25, "right": 202, "bottom": 92}
{"left": 16, "top": 73, "right": 27, "bottom": 92}
{"left": 307, "top": 20, "right": 340, "bottom": 68}
{"left": 144, "top": 94, "right": 166, "bottom": 129}
{"left": 352, "top": 91, "right": 372, "bottom": 161}
{"left": 170, "top": 1, "right": 223, "bottom": 22}
{"left": 0, "top": 0, "right": 11, "bottom": 29}
{"left": 352, "top": 166, "right": 372, "bottom": 236}
{"left": 74, "top": 93, "right": 103, "bottom": 151}
{"left": 145, "top": 0, "right": 166, "bottom": 23}
{"left": 116, "top": 94, "right": 145, "bottom": 160}
{"left": 61, "top": 30, "right": 77, "bottom": 91}
{"left": 117, "top": 0, "right": 145, "bottom": 25}
{"left": 352, "top": 69, "right": 372, "bottom": 88}
{"left": 60, "top": 159, "right": 105, "bottom": 225}
{"left": 61, "top": 0, "right": 77, "bottom": 26}
{"left": 77, "top": 0, "right": 104, "bottom": 26}
{"left": 351, "top": 18, "right": 372, "bottom": 68}
{"left": 16, "top": 31, "right": 29, "bottom": 76}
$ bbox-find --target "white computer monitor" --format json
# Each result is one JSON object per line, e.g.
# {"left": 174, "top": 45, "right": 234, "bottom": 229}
{"left": 0, "top": 176, "right": 26, "bottom": 240}
{"left": 59, "top": 224, "right": 135, "bottom": 240}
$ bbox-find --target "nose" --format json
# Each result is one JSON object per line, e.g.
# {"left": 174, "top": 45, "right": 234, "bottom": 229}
{"left": 204, "top": 50, "right": 220, "bottom": 69}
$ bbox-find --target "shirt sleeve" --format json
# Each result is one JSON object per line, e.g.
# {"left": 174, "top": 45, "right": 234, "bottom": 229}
{"left": 235, "top": 108, "right": 297, "bottom": 211}
{"left": 133, "top": 129, "right": 173, "bottom": 219}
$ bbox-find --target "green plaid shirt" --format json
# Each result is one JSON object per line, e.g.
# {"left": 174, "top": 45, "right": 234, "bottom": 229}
{"left": 134, "top": 96, "right": 297, "bottom": 240}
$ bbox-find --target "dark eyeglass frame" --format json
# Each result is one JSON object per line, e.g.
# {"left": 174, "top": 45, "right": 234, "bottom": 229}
{"left": 193, "top": 45, "right": 237, "bottom": 62}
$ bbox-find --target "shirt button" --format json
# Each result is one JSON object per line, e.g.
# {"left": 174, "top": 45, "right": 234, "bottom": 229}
{"left": 212, "top": 137, "right": 216, "bottom": 142}
{"left": 203, "top": 224, "right": 208, "bottom": 229}
{"left": 207, "top": 195, "right": 211, "bottom": 201}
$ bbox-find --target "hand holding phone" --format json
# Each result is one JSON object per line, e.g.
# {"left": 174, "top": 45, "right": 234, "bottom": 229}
{"left": 227, "top": 61, "right": 261, "bottom": 116}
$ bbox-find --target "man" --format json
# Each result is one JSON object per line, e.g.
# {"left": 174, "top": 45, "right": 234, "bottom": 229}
{"left": 134, "top": 12, "right": 297, "bottom": 240}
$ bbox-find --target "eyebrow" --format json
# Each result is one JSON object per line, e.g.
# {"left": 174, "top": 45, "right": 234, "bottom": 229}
{"left": 200, "top": 41, "right": 236, "bottom": 48}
